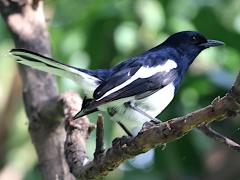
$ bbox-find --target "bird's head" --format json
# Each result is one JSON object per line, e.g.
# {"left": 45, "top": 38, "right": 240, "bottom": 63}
{"left": 163, "top": 31, "right": 224, "bottom": 61}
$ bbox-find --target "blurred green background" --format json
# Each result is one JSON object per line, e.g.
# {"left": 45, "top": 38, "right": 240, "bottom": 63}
{"left": 0, "top": 0, "right": 240, "bottom": 179}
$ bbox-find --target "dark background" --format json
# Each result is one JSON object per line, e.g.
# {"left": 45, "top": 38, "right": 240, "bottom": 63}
{"left": 0, "top": 0, "right": 240, "bottom": 179}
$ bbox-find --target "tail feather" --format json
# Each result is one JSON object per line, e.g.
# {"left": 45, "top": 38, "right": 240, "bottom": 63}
{"left": 73, "top": 97, "right": 99, "bottom": 119}
{"left": 10, "top": 48, "right": 100, "bottom": 96}
{"left": 73, "top": 108, "right": 98, "bottom": 119}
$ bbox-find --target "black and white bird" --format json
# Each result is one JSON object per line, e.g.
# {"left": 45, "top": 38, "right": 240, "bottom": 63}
{"left": 9, "top": 31, "right": 224, "bottom": 136}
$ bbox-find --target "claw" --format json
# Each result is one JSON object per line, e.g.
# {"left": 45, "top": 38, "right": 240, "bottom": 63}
{"left": 165, "top": 121, "right": 171, "bottom": 130}
{"left": 142, "top": 120, "right": 161, "bottom": 130}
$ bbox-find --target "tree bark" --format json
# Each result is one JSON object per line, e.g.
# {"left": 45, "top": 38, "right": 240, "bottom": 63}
{"left": 0, "top": 1, "right": 76, "bottom": 179}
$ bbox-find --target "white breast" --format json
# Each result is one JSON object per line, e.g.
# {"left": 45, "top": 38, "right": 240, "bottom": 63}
{"left": 137, "top": 82, "right": 175, "bottom": 116}
{"left": 104, "top": 83, "right": 175, "bottom": 134}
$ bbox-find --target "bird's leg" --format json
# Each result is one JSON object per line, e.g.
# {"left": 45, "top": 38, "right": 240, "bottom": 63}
{"left": 125, "top": 102, "right": 162, "bottom": 123}
{"left": 124, "top": 101, "right": 164, "bottom": 130}
{"left": 117, "top": 122, "right": 133, "bottom": 137}
{"left": 107, "top": 107, "right": 133, "bottom": 136}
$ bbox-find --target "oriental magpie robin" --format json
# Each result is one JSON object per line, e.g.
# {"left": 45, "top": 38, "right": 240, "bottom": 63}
{"left": 9, "top": 31, "right": 224, "bottom": 136}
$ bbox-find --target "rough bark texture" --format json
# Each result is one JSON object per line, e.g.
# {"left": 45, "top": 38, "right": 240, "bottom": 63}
{"left": 64, "top": 72, "right": 240, "bottom": 180}
{"left": 0, "top": 1, "right": 79, "bottom": 179}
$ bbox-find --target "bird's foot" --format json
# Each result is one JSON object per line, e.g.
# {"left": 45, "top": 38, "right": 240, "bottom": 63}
{"left": 112, "top": 135, "right": 131, "bottom": 147}
{"left": 117, "top": 121, "right": 133, "bottom": 137}
{"left": 142, "top": 118, "right": 162, "bottom": 130}
{"left": 165, "top": 121, "right": 171, "bottom": 131}
{"left": 161, "top": 143, "right": 167, "bottom": 151}
{"left": 148, "top": 119, "right": 172, "bottom": 131}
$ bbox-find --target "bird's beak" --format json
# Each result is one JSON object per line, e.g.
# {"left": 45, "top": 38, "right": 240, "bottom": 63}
{"left": 200, "top": 39, "right": 225, "bottom": 48}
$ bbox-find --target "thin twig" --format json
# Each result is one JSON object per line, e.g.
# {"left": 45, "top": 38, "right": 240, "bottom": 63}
{"left": 198, "top": 125, "right": 240, "bottom": 152}
{"left": 94, "top": 115, "right": 105, "bottom": 160}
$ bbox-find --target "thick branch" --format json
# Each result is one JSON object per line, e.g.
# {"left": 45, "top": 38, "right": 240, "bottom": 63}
{"left": 64, "top": 101, "right": 96, "bottom": 177}
{"left": 0, "top": 1, "right": 77, "bottom": 179}
{"left": 65, "top": 72, "right": 240, "bottom": 179}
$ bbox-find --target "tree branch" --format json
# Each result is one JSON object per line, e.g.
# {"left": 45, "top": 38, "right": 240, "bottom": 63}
{"left": 94, "top": 115, "right": 105, "bottom": 160}
{"left": 0, "top": 1, "right": 81, "bottom": 179}
{"left": 65, "top": 72, "right": 240, "bottom": 179}
{"left": 198, "top": 125, "right": 240, "bottom": 152}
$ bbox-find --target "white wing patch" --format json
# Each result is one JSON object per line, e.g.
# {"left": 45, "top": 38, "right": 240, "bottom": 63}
{"left": 96, "top": 59, "right": 177, "bottom": 101}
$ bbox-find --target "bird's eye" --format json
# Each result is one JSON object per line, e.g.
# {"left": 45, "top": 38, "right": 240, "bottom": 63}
{"left": 191, "top": 36, "right": 198, "bottom": 43}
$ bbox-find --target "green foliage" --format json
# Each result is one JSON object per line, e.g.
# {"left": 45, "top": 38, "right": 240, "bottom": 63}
{"left": 1, "top": 0, "right": 240, "bottom": 179}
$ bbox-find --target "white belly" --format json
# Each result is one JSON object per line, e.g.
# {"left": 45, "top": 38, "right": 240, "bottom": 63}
{"left": 98, "top": 83, "right": 175, "bottom": 133}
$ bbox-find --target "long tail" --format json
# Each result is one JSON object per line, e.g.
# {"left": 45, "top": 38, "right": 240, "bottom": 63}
{"left": 9, "top": 49, "right": 101, "bottom": 96}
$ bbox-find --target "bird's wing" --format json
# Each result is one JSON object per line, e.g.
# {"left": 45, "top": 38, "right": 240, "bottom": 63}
{"left": 9, "top": 48, "right": 101, "bottom": 96}
{"left": 74, "top": 67, "right": 178, "bottom": 119}
{"left": 97, "top": 70, "right": 177, "bottom": 101}
{"left": 84, "top": 59, "right": 178, "bottom": 110}
{"left": 93, "top": 65, "right": 142, "bottom": 99}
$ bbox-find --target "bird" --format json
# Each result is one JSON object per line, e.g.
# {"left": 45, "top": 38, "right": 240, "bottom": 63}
{"left": 9, "top": 31, "right": 224, "bottom": 136}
